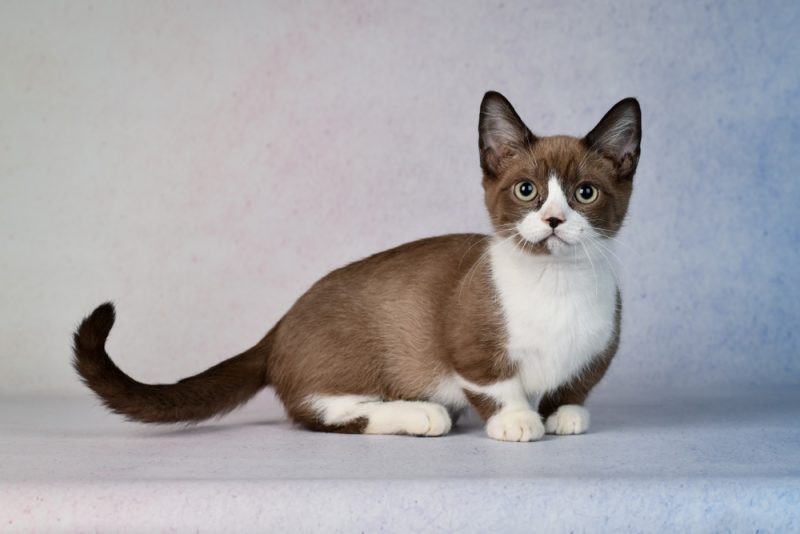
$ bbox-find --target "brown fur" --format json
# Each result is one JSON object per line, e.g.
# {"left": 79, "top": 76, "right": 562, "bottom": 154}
{"left": 72, "top": 303, "right": 273, "bottom": 423}
{"left": 267, "top": 234, "right": 512, "bottom": 431}
{"left": 72, "top": 91, "right": 641, "bottom": 434}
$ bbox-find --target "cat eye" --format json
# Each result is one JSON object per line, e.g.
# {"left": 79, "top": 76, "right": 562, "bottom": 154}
{"left": 575, "top": 183, "right": 598, "bottom": 204}
{"left": 513, "top": 181, "right": 537, "bottom": 201}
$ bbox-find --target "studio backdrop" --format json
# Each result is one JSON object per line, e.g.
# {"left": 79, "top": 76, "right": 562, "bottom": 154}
{"left": 1, "top": 0, "right": 797, "bottom": 395}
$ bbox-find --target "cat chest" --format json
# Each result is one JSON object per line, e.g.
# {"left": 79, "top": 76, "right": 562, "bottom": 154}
{"left": 491, "top": 261, "right": 618, "bottom": 395}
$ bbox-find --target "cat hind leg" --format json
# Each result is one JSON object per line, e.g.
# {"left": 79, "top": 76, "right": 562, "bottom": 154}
{"left": 299, "top": 395, "right": 452, "bottom": 436}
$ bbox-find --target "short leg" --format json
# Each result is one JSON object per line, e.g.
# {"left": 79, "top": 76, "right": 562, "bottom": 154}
{"left": 461, "top": 377, "right": 545, "bottom": 442}
{"left": 301, "top": 395, "right": 452, "bottom": 437}
{"left": 539, "top": 308, "right": 620, "bottom": 435}
{"left": 544, "top": 404, "right": 591, "bottom": 435}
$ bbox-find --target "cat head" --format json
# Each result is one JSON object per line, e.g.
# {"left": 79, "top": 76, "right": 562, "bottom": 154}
{"left": 478, "top": 91, "right": 641, "bottom": 257}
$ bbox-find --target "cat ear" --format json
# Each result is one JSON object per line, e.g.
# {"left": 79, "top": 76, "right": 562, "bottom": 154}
{"left": 585, "top": 98, "right": 642, "bottom": 179}
{"left": 479, "top": 91, "right": 536, "bottom": 176}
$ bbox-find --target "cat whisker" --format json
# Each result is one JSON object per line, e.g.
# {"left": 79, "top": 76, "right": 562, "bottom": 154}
{"left": 579, "top": 240, "right": 600, "bottom": 298}
{"left": 582, "top": 237, "right": 623, "bottom": 288}
{"left": 585, "top": 234, "right": 626, "bottom": 266}
{"left": 457, "top": 234, "right": 494, "bottom": 270}
{"left": 585, "top": 228, "right": 636, "bottom": 254}
{"left": 458, "top": 232, "right": 517, "bottom": 304}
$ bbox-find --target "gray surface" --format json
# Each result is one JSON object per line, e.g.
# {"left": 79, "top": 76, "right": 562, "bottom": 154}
{"left": 2, "top": 388, "right": 799, "bottom": 532}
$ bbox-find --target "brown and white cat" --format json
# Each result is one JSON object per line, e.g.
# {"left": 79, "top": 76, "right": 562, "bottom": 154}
{"left": 73, "top": 91, "right": 641, "bottom": 442}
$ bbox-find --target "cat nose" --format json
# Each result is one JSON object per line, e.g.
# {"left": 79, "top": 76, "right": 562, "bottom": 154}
{"left": 546, "top": 217, "right": 564, "bottom": 229}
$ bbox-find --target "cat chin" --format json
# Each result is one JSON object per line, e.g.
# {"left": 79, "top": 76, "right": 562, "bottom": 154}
{"left": 509, "top": 234, "right": 577, "bottom": 257}
{"left": 544, "top": 236, "right": 577, "bottom": 256}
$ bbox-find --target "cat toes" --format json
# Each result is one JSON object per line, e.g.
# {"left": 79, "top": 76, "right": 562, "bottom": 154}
{"left": 416, "top": 402, "right": 452, "bottom": 436}
{"left": 545, "top": 405, "right": 590, "bottom": 435}
{"left": 359, "top": 400, "right": 451, "bottom": 436}
{"left": 486, "top": 409, "right": 545, "bottom": 442}
{"left": 387, "top": 402, "right": 451, "bottom": 437}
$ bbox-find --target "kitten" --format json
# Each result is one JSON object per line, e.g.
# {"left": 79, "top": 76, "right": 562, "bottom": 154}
{"left": 73, "top": 91, "right": 641, "bottom": 442}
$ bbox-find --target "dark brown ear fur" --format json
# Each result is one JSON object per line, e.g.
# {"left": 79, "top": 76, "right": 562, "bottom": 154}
{"left": 585, "top": 97, "right": 642, "bottom": 180}
{"left": 478, "top": 91, "right": 537, "bottom": 177}
{"left": 72, "top": 303, "right": 273, "bottom": 424}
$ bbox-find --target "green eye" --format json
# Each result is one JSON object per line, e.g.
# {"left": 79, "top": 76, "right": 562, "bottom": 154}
{"left": 513, "top": 181, "right": 537, "bottom": 201}
{"left": 575, "top": 183, "right": 598, "bottom": 204}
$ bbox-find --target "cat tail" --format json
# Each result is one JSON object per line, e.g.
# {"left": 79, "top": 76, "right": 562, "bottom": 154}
{"left": 72, "top": 302, "right": 275, "bottom": 424}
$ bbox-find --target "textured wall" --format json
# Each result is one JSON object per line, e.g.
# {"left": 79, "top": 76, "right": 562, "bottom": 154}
{"left": 1, "top": 1, "right": 797, "bottom": 395}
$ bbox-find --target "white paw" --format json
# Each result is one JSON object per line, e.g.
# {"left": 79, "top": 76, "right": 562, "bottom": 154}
{"left": 414, "top": 402, "right": 452, "bottom": 436}
{"left": 486, "top": 410, "right": 545, "bottom": 442}
{"left": 363, "top": 401, "right": 452, "bottom": 437}
{"left": 545, "top": 405, "right": 590, "bottom": 435}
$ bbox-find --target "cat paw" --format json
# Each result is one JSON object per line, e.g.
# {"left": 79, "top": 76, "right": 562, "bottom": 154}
{"left": 415, "top": 402, "right": 452, "bottom": 436}
{"left": 364, "top": 401, "right": 451, "bottom": 436}
{"left": 545, "top": 405, "right": 590, "bottom": 435}
{"left": 486, "top": 409, "right": 545, "bottom": 442}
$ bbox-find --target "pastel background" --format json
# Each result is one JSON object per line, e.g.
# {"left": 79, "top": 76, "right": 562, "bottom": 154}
{"left": 1, "top": 0, "right": 798, "bottom": 396}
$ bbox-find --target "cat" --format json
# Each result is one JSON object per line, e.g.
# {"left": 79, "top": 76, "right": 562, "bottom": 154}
{"left": 73, "top": 91, "right": 641, "bottom": 442}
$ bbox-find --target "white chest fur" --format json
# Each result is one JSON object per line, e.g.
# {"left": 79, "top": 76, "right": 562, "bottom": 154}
{"left": 488, "top": 238, "right": 618, "bottom": 395}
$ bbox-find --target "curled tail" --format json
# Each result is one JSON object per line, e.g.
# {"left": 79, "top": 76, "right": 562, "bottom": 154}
{"left": 72, "top": 302, "right": 274, "bottom": 424}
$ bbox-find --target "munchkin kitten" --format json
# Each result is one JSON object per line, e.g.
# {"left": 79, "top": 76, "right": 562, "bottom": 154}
{"left": 73, "top": 91, "right": 641, "bottom": 442}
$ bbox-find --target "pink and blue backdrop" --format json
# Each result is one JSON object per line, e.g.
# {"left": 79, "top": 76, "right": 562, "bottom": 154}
{"left": 1, "top": 2, "right": 797, "bottom": 397}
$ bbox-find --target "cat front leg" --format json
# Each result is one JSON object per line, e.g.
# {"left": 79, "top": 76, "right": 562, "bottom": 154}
{"left": 543, "top": 405, "right": 591, "bottom": 435}
{"left": 538, "top": 304, "right": 621, "bottom": 435}
{"left": 537, "top": 364, "right": 599, "bottom": 436}
{"left": 460, "top": 377, "right": 545, "bottom": 442}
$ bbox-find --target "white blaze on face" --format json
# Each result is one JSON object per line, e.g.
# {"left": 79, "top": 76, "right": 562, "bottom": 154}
{"left": 539, "top": 175, "right": 569, "bottom": 222}
{"left": 516, "top": 174, "right": 592, "bottom": 256}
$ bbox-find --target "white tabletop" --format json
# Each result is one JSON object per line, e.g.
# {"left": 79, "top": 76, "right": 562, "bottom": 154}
{"left": 1, "top": 386, "right": 798, "bottom": 532}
